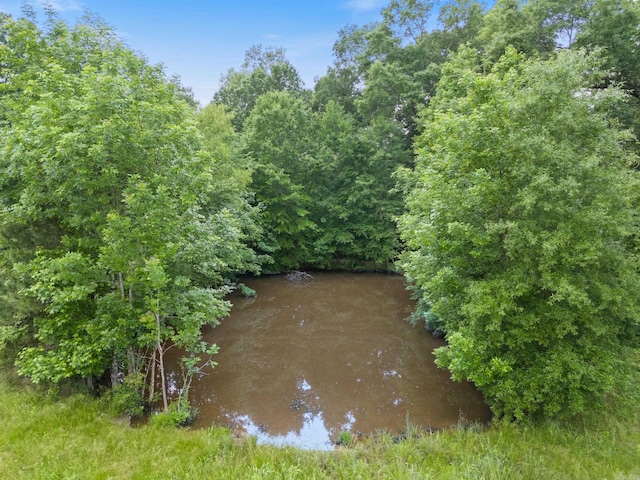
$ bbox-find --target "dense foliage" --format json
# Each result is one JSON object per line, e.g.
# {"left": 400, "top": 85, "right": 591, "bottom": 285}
{"left": 1, "top": 0, "right": 639, "bottom": 422}
{"left": 398, "top": 46, "right": 640, "bottom": 419}
{"left": 0, "top": 13, "right": 262, "bottom": 412}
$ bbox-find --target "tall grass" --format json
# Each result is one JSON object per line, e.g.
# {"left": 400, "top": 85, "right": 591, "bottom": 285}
{"left": 1, "top": 379, "right": 638, "bottom": 479}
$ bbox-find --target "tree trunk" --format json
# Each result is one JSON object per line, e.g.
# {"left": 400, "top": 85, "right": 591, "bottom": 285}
{"left": 118, "top": 272, "right": 125, "bottom": 299}
{"left": 85, "top": 375, "right": 95, "bottom": 394}
{"left": 127, "top": 347, "right": 136, "bottom": 375}
{"left": 155, "top": 313, "right": 168, "bottom": 412}
{"left": 111, "top": 353, "right": 120, "bottom": 388}
{"left": 148, "top": 347, "right": 156, "bottom": 403}
{"left": 158, "top": 343, "right": 168, "bottom": 412}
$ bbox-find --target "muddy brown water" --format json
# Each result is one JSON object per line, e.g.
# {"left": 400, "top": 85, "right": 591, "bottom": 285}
{"left": 164, "top": 272, "right": 491, "bottom": 450}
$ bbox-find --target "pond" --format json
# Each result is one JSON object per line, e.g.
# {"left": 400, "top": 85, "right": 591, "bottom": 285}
{"left": 164, "top": 272, "right": 491, "bottom": 450}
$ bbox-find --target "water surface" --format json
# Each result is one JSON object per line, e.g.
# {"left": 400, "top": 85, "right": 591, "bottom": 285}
{"left": 166, "top": 272, "right": 491, "bottom": 449}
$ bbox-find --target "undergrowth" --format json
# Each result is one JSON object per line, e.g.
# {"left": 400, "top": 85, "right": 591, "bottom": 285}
{"left": 0, "top": 376, "right": 638, "bottom": 479}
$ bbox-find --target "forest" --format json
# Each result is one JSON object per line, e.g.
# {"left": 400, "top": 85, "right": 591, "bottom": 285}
{"left": 1, "top": 0, "right": 639, "bottom": 445}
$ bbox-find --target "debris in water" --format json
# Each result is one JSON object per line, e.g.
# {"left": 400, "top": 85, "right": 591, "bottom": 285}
{"left": 285, "top": 271, "right": 314, "bottom": 282}
{"left": 290, "top": 399, "right": 306, "bottom": 410}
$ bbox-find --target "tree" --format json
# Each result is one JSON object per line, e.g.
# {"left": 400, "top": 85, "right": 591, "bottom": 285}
{"left": 96, "top": 180, "right": 239, "bottom": 411}
{"left": 213, "top": 45, "right": 305, "bottom": 131}
{"left": 576, "top": 0, "right": 640, "bottom": 96}
{"left": 382, "top": 0, "right": 435, "bottom": 44}
{"left": 242, "top": 91, "right": 317, "bottom": 271}
{"left": 398, "top": 46, "right": 640, "bottom": 419}
{"left": 195, "top": 103, "right": 266, "bottom": 263}
{"left": 0, "top": 14, "right": 261, "bottom": 407}
{"left": 575, "top": 0, "right": 640, "bottom": 149}
{"left": 311, "top": 2, "right": 453, "bottom": 269}
{"left": 243, "top": 85, "right": 409, "bottom": 271}
{"left": 531, "top": 0, "right": 593, "bottom": 47}
{"left": 478, "top": 0, "right": 556, "bottom": 60}
{"left": 312, "top": 22, "right": 394, "bottom": 117}
{"left": 309, "top": 102, "right": 407, "bottom": 269}
{"left": 436, "top": 0, "right": 486, "bottom": 52}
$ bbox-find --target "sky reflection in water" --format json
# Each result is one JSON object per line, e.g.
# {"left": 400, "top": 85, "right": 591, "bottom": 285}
{"left": 164, "top": 273, "right": 492, "bottom": 449}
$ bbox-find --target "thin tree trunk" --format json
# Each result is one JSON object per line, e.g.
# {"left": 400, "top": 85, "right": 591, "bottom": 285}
{"left": 118, "top": 272, "right": 125, "bottom": 299}
{"left": 148, "top": 347, "right": 156, "bottom": 403}
{"left": 156, "top": 313, "right": 168, "bottom": 412}
{"left": 127, "top": 347, "right": 136, "bottom": 375}
{"left": 85, "top": 376, "right": 95, "bottom": 394}
{"left": 158, "top": 342, "right": 168, "bottom": 412}
{"left": 111, "top": 354, "right": 120, "bottom": 387}
{"left": 113, "top": 272, "right": 126, "bottom": 387}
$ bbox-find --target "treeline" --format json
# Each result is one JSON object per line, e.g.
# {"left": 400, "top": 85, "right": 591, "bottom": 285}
{"left": 1, "top": 0, "right": 639, "bottom": 422}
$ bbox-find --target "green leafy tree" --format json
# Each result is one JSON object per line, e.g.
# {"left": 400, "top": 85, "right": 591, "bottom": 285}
{"left": 436, "top": 0, "right": 486, "bottom": 52}
{"left": 195, "top": 103, "right": 267, "bottom": 267}
{"left": 398, "top": 46, "right": 640, "bottom": 419}
{"left": 312, "top": 22, "right": 394, "bottom": 117}
{"left": 309, "top": 102, "right": 407, "bottom": 269}
{"left": 213, "top": 45, "right": 305, "bottom": 131}
{"left": 478, "top": 0, "right": 556, "bottom": 60}
{"left": 382, "top": 0, "right": 435, "bottom": 43}
{"left": 311, "top": 1, "right": 460, "bottom": 269}
{"left": 0, "top": 14, "right": 261, "bottom": 405}
{"left": 97, "top": 180, "right": 239, "bottom": 411}
{"left": 575, "top": 0, "right": 640, "bottom": 152}
{"left": 575, "top": 0, "right": 640, "bottom": 96}
{"left": 242, "top": 91, "right": 316, "bottom": 271}
{"left": 244, "top": 88, "right": 408, "bottom": 271}
{"left": 532, "top": 0, "right": 593, "bottom": 47}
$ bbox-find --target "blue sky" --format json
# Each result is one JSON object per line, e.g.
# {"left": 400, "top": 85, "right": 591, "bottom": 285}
{"left": 0, "top": 0, "right": 400, "bottom": 104}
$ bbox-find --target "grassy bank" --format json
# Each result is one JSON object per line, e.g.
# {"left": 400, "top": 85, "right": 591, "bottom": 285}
{"left": 1, "top": 379, "right": 638, "bottom": 479}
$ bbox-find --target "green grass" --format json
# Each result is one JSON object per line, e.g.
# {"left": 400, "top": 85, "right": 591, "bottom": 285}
{"left": 1, "top": 379, "right": 638, "bottom": 479}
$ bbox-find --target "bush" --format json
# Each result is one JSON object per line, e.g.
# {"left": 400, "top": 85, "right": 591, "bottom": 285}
{"left": 111, "top": 373, "right": 145, "bottom": 417}
{"left": 150, "top": 402, "right": 196, "bottom": 428}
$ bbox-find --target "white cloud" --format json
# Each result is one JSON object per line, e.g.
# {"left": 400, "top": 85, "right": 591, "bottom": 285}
{"left": 344, "top": 0, "right": 386, "bottom": 12}
{"left": 0, "top": 1, "right": 83, "bottom": 17}
{"left": 36, "top": 0, "right": 84, "bottom": 12}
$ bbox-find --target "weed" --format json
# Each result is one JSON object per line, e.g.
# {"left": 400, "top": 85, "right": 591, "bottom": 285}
{"left": 0, "top": 377, "right": 638, "bottom": 479}
{"left": 334, "top": 430, "right": 354, "bottom": 447}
